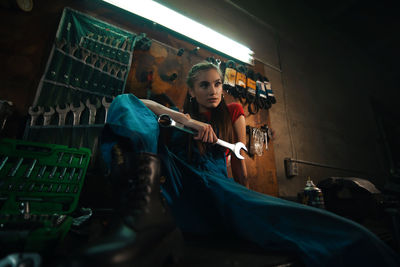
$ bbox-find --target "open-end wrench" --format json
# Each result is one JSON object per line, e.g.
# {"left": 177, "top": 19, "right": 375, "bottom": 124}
{"left": 69, "top": 43, "right": 79, "bottom": 57}
{"left": 157, "top": 114, "right": 248, "bottom": 159}
{"left": 101, "top": 96, "right": 113, "bottom": 123}
{"left": 85, "top": 98, "right": 101, "bottom": 163}
{"left": 56, "top": 104, "right": 71, "bottom": 145}
{"left": 56, "top": 104, "right": 71, "bottom": 126}
{"left": 43, "top": 107, "right": 55, "bottom": 126}
{"left": 70, "top": 102, "right": 85, "bottom": 148}
{"left": 81, "top": 49, "right": 91, "bottom": 63}
{"left": 55, "top": 38, "right": 67, "bottom": 51}
{"left": 28, "top": 106, "right": 44, "bottom": 126}
{"left": 113, "top": 65, "right": 121, "bottom": 78}
{"left": 70, "top": 102, "right": 85, "bottom": 126}
{"left": 215, "top": 139, "right": 247, "bottom": 160}
{"left": 90, "top": 54, "right": 99, "bottom": 67}
{"left": 86, "top": 98, "right": 101, "bottom": 125}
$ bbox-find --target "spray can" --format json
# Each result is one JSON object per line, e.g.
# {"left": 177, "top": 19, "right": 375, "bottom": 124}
{"left": 303, "top": 177, "right": 325, "bottom": 209}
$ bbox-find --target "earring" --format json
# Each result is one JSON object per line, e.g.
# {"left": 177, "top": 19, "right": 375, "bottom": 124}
{"left": 221, "top": 94, "right": 224, "bottom": 99}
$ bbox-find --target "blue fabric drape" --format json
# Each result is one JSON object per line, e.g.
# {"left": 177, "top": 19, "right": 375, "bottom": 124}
{"left": 101, "top": 93, "right": 400, "bottom": 267}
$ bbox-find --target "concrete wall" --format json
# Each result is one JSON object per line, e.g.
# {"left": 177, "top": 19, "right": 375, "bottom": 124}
{"left": 158, "top": 0, "right": 387, "bottom": 196}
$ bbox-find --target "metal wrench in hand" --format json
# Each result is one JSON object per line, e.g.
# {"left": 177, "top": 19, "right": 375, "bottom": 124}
{"left": 157, "top": 114, "right": 247, "bottom": 160}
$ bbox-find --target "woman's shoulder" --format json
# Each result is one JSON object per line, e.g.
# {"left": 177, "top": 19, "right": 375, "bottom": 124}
{"left": 227, "top": 102, "right": 245, "bottom": 123}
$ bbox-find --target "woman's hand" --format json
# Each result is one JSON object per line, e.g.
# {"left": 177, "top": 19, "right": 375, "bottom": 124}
{"left": 140, "top": 99, "right": 217, "bottom": 143}
{"left": 185, "top": 119, "right": 218, "bottom": 143}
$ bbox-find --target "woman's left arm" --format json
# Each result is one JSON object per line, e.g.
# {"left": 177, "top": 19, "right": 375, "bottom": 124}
{"left": 231, "top": 115, "right": 249, "bottom": 188}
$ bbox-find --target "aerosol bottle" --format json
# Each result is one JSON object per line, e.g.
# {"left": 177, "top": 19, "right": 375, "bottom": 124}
{"left": 303, "top": 177, "right": 325, "bottom": 209}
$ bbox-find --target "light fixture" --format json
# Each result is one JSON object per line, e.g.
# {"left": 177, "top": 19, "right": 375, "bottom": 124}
{"left": 101, "top": 0, "right": 254, "bottom": 64}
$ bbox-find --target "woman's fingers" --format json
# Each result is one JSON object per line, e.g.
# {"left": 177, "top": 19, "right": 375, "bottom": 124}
{"left": 205, "top": 126, "right": 213, "bottom": 143}
{"left": 211, "top": 130, "right": 218, "bottom": 143}
{"left": 206, "top": 125, "right": 218, "bottom": 143}
{"left": 192, "top": 123, "right": 217, "bottom": 143}
{"left": 186, "top": 119, "right": 218, "bottom": 143}
{"left": 194, "top": 127, "right": 205, "bottom": 140}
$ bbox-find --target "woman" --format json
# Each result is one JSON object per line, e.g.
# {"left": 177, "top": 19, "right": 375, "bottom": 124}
{"left": 100, "top": 61, "right": 400, "bottom": 266}
{"left": 141, "top": 61, "right": 248, "bottom": 187}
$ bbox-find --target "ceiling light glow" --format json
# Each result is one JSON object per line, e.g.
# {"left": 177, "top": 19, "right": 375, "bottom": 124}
{"left": 102, "top": 0, "right": 254, "bottom": 64}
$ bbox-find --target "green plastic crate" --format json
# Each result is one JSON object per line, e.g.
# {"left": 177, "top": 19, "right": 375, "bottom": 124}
{"left": 0, "top": 138, "right": 91, "bottom": 253}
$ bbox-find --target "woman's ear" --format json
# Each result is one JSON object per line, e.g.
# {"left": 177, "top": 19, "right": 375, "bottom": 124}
{"left": 188, "top": 88, "right": 195, "bottom": 98}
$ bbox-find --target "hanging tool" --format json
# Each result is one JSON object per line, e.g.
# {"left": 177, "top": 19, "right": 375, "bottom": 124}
{"left": 223, "top": 60, "right": 237, "bottom": 95}
{"left": 177, "top": 48, "right": 184, "bottom": 56}
{"left": 83, "top": 98, "right": 101, "bottom": 162}
{"left": 56, "top": 104, "right": 71, "bottom": 145}
{"left": 157, "top": 114, "right": 247, "bottom": 160}
{"left": 264, "top": 76, "right": 276, "bottom": 105}
{"left": 70, "top": 102, "right": 85, "bottom": 126}
{"left": 27, "top": 106, "right": 44, "bottom": 141}
{"left": 86, "top": 98, "right": 101, "bottom": 125}
{"left": 118, "top": 67, "right": 127, "bottom": 80}
{"left": 42, "top": 107, "right": 55, "bottom": 126}
{"left": 101, "top": 96, "right": 113, "bottom": 123}
{"left": 28, "top": 106, "right": 44, "bottom": 126}
{"left": 70, "top": 102, "right": 85, "bottom": 148}
{"left": 69, "top": 43, "right": 79, "bottom": 57}
{"left": 56, "top": 104, "right": 71, "bottom": 126}
{"left": 235, "top": 65, "right": 247, "bottom": 101}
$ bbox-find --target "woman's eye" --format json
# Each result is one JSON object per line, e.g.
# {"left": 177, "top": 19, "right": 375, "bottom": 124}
{"left": 199, "top": 82, "right": 209, "bottom": 88}
{"left": 215, "top": 81, "right": 222, "bottom": 86}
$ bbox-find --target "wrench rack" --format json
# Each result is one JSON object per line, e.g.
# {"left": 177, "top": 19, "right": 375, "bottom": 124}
{"left": 0, "top": 138, "right": 91, "bottom": 252}
{"left": 32, "top": 7, "right": 138, "bottom": 107}
{"left": 24, "top": 8, "right": 144, "bottom": 169}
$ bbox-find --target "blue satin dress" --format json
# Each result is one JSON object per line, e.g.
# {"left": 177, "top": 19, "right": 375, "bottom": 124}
{"left": 101, "top": 93, "right": 400, "bottom": 267}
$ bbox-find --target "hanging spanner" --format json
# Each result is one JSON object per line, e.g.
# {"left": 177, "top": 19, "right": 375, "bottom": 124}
{"left": 28, "top": 106, "right": 44, "bottom": 126}
{"left": 70, "top": 102, "right": 85, "bottom": 148}
{"left": 101, "top": 96, "right": 113, "bottom": 123}
{"left": 85, "top": 98, "right": 101, "bottom": 164}
{"left": 86, "top": 98, "right": 101, "bottom": 125}
{"left": 70, "top": 102, "right": 85, "bottom": 126}
{"left": 56, "top": 104, "right": 71, "bottom": 126}
{"left": 157, "top": 114, "right": 247, "bottom": 160}
{"left": 56, "top": 104, "right": 71, "bottom": 145}
{"left": 43, "top": 107, "right": 55, "bottom": 126}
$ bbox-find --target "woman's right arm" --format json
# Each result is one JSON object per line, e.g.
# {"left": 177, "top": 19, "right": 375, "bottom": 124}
{"left": 140, "top": 99, "right": 217, "bottom": 143}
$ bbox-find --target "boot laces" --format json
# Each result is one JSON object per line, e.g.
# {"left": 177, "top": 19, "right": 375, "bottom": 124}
{"left": 126, "top": 164, "right": 152, "bottom": 211}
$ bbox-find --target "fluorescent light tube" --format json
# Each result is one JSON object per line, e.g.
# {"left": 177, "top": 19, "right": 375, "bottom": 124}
{"left": 101, "top": 0, "right": 254, "bottom": 64}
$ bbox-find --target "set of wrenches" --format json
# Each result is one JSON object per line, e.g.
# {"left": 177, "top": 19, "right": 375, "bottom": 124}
{"left": 28, "top": 96, "right": 113, "bottom": 127}
{"left": 83, "top": 31, "right": 134, "bottom": 52}
{"left": 56, "top": 35, "right": 130, "bottom": 77}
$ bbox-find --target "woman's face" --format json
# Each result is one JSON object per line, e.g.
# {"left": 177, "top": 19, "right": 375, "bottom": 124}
{"left": 189, "top": 68, "right": 223, "bottom": 113}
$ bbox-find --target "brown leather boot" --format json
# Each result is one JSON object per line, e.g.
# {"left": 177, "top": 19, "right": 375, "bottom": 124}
{"left": 70, "top": 142, "right": 183, "bottom": 267}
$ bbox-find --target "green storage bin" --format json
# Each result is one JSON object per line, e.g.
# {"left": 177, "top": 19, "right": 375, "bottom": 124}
{"left": 0, "top": 138, "right": 91, "bottom": 253}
